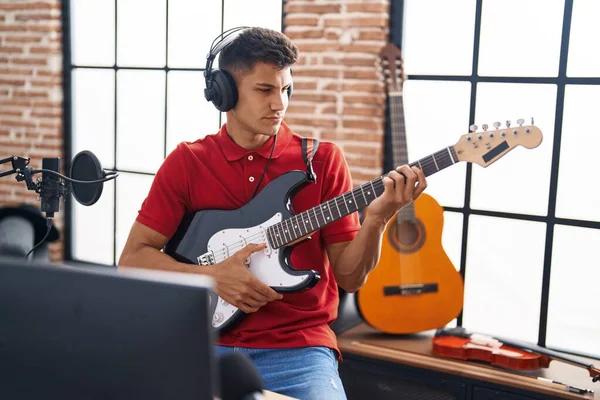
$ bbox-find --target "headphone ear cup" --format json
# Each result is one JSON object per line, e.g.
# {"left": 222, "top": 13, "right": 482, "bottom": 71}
{"left": 208, "top": 69, "right": 238, "bottom": 112}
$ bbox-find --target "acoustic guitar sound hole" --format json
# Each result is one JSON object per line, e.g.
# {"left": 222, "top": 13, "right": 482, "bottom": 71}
{"left": 389, "top": 219, "right": 426, "bottom": 254}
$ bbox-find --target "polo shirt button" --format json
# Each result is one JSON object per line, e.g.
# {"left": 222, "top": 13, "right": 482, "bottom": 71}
{"left": 249, "top": 176, "right": 255, "bottom": 182}
{"left": 248, "top": 155, "right": 253, "bottom": 161}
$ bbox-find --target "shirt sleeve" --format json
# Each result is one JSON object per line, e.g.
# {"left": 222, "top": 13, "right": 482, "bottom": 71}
{"left": 319, "top": 143, "right": 361, "bottom": 244}
{"left": 136, "top": 143, "right": 190, "bottom": 238}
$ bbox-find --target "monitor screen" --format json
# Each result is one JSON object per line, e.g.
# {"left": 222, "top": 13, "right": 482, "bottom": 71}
{"left": 0, "top": 257, "right": 216, "bottom": 400}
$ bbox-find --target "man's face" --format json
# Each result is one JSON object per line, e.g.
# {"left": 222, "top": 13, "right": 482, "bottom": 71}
{"left": 229, "top": 62, "right": 292, "bottom": 137}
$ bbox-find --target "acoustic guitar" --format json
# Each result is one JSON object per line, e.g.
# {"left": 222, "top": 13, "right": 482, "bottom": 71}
{"left": 355, "top": 43, "right": 537, "bottom": 334}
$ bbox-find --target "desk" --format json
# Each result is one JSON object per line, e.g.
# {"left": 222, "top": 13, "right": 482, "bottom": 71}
{"left": 216, "top": 390, "right": 296, "bottom": 400}
{"left": 338, "top": 323, "right": 598, "bottom": 400}
{"left": 265, "top": 390, "right": 298, "bottom": 399}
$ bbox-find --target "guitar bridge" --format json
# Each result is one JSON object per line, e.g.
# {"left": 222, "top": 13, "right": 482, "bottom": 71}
{"left": 197, "top": 251, "right": 216, "bottom": 266}
{"left": 383, "top": 283, "right": 438, "bottom": 296}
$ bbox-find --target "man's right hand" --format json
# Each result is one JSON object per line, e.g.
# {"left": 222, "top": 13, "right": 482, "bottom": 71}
{"left": 209, "top": 243, "right": 283, "bottom": 313}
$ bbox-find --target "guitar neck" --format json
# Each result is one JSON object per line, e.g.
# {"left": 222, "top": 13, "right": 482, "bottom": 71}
{"left": 267, "top": 145, "right": 458, "bottom": 249}
{"left": 389, "top": 93, "right": 416, "bottom": 221}
{"left": 390, "top": 94, "right": 409, "bottom": 166}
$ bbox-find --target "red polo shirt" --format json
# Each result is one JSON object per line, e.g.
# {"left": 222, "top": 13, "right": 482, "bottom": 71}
{"left": 136, "top": 121, "right": 360, "bottom": 354}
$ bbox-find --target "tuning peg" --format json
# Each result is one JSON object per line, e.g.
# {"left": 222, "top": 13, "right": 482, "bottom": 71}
{"left": 482, "top": 123, "right": 488, "bottom": 131}
{"left": 530, "top": 117, "right": 535, "bottom": 125}
{"left": 506, "top": 120, "right": 511, "bottom": 128}
{"left": 493, "top": 122, "right": 501, "bottom": 129}
{"left": 517, "top": 118, "right": 524, "bottom": 126}
{"left": 469, "top": 124, "right": 478, "bottom": 132}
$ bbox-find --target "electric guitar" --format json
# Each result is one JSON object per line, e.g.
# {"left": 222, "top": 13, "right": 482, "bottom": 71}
{"left": 356, "top": 43, "right": 466, "bottom": 334}
{"left": 164, "top": 118, "right": 542, "bottom": 332}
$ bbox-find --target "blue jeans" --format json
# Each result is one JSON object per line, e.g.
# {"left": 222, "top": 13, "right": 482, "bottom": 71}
{"left": 214, "top": 345, "right": 347, "bottom": 400}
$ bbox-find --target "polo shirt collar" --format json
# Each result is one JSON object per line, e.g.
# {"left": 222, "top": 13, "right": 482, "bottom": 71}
{"left": 216, "top": 121, "right": 293, "bottom": 162}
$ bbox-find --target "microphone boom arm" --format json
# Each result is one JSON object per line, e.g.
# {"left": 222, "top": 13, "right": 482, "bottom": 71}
{"left": 0, "top": 155, "right": 31, "bottom": 179}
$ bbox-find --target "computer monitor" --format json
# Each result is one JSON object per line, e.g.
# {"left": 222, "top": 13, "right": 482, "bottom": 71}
{"left": 0, "top": 257, "right": 216, "bottom": 400}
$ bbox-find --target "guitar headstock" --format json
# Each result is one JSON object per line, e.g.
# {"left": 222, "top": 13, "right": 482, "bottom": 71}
{"left": 378, "top": 43, "right": 405, "bottom": 95}
{"left": 454, "top": 118, "right": 543, "bottom": 167}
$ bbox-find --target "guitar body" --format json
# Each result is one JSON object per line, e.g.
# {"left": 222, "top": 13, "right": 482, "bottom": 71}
{"left": 356, "top": 193, "right": 464, "bottom": 334}
{"left": 164, "top": 171, "right": 321, "bottom": 332}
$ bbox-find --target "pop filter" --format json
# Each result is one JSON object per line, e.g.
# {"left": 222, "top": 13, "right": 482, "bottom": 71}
{"left": 69, "top": 150, "right": 105, "bottom": 206}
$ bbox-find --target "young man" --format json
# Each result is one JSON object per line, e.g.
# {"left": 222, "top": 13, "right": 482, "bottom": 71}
{"left": 119, "top": 27, "right": 427, "bottom": 399}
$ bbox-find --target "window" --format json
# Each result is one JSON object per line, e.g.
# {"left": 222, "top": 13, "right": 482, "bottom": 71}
{"left": 65, "top": 0, "right": 283, "bottom": 265}
{"left": 397, "top": 0, "right": 600, "bottom": 358}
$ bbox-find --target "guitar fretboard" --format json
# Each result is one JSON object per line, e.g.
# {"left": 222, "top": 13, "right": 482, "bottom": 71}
{"left": 266, "top": 146, "right": 459, "bottom": 249}
{"left": 389, "top": 93, "right": 415, "bottom": 222}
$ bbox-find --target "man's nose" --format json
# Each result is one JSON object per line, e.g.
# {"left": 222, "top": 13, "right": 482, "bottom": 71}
{"left": 271, "top": 91, "right": 287, "bottom": 111}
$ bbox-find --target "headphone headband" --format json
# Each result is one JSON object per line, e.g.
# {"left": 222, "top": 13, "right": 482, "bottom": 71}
{"left": 204, "top": 26, "right": 250, "bottom": 78}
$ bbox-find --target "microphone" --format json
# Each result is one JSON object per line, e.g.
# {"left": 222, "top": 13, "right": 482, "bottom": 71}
{"left": 40, "top": 157, "right": 60, "bottom": 219}
{"left": 37, "top": 151, "right": 117, "bottom": 218}
{"left": 218, "top": 353, "right": 265, "bottom": 400}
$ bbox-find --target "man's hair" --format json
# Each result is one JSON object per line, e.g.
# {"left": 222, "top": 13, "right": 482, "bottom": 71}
{"left": 219, "top": 27, "right": 298, "bottom": 74}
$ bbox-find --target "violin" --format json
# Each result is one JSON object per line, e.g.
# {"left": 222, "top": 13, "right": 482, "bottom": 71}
{"left": 433, "top": 327, "right": 600, "bottom": 383}
{"left": 433, "top": 334, "right": 551, "bottom": 371}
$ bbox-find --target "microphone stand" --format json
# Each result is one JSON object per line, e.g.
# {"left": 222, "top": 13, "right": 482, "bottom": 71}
{"left": 1, "top": 154, "right": 118, "bottom": 259}
{"left": 1, "top": 156, "right": 53, "bottom": 258}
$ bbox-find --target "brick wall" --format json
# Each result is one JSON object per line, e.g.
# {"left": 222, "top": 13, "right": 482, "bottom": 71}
{"left": 283, "top": 0, "right": 390, "bottom": 184}
{"left": 0, "top": 1, "right": 63, "bottom": 262}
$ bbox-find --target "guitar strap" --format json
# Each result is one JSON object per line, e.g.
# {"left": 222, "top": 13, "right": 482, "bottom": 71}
{"left": 301, "top": 137, "right": 319, "bottom": 183}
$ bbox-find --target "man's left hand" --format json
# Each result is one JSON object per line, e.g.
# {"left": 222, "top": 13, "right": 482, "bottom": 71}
{"left": 366, "top": 165, "right": 427, "bottom": 226}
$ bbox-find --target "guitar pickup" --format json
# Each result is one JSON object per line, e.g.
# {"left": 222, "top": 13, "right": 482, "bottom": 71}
{"left": 383, "top": 283, "right": 438, "bottom": 296}
{"left": 197, "top": 251, "right": 216, "bottom": 266}
{"left": 258, "top": 228, "right": 273, "bottom": 256}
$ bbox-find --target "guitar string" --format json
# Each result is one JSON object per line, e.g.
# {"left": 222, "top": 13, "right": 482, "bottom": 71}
{"left": 205, "top": 153, "right": 453, "bottom": 261}
{"left": 203, "top": 152, "right": 452, "bottom": 263}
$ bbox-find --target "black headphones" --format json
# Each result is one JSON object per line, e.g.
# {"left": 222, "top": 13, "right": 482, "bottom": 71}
{"left": 204, "top": 26, "right": 293, "bottom": 112}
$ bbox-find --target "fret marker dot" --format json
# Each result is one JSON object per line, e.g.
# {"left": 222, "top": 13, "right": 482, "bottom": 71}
{"left": 349, "top": 201, "right": 353, "bottom": 204}
{"left": 367, "top": 192, "right": 371, "bottom": 195}
{"left": 305, "top": 220, "right": 309, "bottom": 223}
{"left": 327, "top": 217, "right": 330, "bottom": 220}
